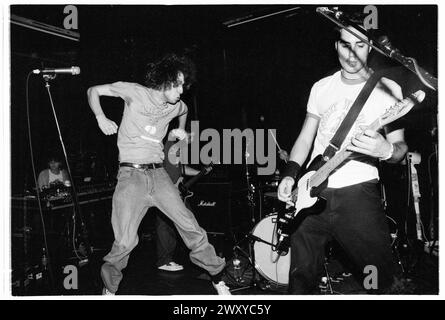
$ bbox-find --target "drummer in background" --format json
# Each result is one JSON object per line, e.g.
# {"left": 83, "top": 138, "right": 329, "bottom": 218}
{"left": 273, "top": 149, "right": 289, "bottom": 178}
{"left": 37, "top": 155, "right": 70, "bottom": 190}
{"left": 278, "top": 150, "right": 289, "bottom": 163}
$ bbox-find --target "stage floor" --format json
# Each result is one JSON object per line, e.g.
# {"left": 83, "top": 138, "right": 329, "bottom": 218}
{"left": 13, "top": 230, "right": 438, "bottom": 296}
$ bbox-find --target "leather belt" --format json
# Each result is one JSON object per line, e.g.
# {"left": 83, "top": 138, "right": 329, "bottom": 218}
{"left": 119, "top": 162, "right": 163, "bottom": 170}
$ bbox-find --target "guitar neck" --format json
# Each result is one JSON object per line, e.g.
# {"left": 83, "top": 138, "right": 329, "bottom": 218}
{"left": 309, "top": 118, "right": 381, "bottom": 188}
{"left": 184, "top": 167, "right": 211, "bottom": 189}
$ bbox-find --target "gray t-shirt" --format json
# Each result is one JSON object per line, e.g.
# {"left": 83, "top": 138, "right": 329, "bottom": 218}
{"left": 108, "top": 81, "right": 187, "bottom": 164}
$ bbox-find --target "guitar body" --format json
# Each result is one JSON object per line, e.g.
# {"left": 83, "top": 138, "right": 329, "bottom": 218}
{"left": 275, "top": 156, "right": 327, "bottom": 254}
{"left": 290, "top": 155, "right": 328, "bottom": 218}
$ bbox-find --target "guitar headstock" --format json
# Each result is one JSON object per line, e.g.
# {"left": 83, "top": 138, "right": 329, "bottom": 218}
{"left": 379, "top": 90, "right": 426, "bottom": 127}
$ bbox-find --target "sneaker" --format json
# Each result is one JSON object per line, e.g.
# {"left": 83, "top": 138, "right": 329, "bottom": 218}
{"left": 212, "top": 281, "right": 232, "bottom": 295}
{"left": 158, "top": 261, "right": 184, "bottom": 272}
{"left": 102, "top": 287, "right": 115, "bottom": 296}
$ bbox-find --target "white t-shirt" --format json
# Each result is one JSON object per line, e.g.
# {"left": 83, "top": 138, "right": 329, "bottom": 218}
{"left": 49, "top": 170, "right": 64, "bottom": 184}
{"left": 307, "top": 70, "right": 403, "bottom": 188}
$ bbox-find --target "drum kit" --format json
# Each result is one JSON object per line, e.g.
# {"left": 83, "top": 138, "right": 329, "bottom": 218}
{"left": 228, "top": 173, "right": 291, "bottom": 292}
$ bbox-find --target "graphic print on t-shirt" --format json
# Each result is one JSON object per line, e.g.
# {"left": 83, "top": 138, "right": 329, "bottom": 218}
{"left": 317, "top": 98, "right": 367, "bottom": 151}
{"left": 140, "top": 124, "right": 161, "bottom": 143}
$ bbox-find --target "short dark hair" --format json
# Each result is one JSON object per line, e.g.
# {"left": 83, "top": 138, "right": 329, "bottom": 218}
{"left": 47, "top": 155, "right": 62, "bottom": 166}
{"left": 144, "top": 53, "right": 196, "bottom": 91}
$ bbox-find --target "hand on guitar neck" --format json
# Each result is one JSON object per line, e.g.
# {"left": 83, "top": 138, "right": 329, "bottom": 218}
{"left": 178, "top": 163, "right": 214, "bottom": 200}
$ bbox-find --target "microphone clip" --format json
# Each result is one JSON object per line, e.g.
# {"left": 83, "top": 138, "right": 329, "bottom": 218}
{"left": 42, "top": 74, "right": 57, "bottom": 82}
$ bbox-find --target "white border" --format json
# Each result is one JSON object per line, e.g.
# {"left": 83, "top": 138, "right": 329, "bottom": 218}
{"left": 1, "top": 0, "right": 443, "bottom": 301}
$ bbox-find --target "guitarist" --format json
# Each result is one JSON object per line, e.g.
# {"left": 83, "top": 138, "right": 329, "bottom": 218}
{"left": 277, "top": 17, "right": 408, "bottom": 294}
{"left": 155, "top": 134, "right": 200, "bottom": 272}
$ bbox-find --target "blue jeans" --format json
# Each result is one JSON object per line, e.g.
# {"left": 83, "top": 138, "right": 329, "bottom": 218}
{"left": 101, "top": 166, "right": 226, "bottom": 293}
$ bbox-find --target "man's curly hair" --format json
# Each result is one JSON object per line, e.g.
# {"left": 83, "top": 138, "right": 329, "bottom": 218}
{"left": 144, "top": 53, "right": 196, "bottom": 91}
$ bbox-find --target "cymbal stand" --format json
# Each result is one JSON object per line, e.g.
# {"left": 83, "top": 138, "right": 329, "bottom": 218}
{"left": 231, "top": 231, "right": 276, "bottom": 293}
{"left": 229, "top": 144, "right": 259, "bottom": 292}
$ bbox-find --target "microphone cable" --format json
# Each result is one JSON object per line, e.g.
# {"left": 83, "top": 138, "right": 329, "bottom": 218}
{"left": 25, "top": 71, "right": 56, "bottom": 293}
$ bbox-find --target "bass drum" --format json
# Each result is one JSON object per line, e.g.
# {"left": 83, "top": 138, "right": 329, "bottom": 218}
{"left": 251, "top": 214, "right": 290, "bottom": 287}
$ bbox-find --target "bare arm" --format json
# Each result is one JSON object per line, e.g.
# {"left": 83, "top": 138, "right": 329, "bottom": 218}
{"left": 278, "top": 114, "right": 319, "bottom": 203}
{"left": 87, "top": 85, "right": 120, "bottom": 135}
{"left": 184, "top": 165, "right": 200, "bottom": 176}
{"left": 385, "top": 129, "right": 408, "bottom": 163}
{"left": 178, "top": 111, "right": 187, "bottom": 130}
{"left": 169, "top": 104, "right": 189, "bottom": 141}
{"left": 287, "top": 115, "right": 320, "bottom": 167}
{"left": 37, "top": 170, "right": 48, "bottom": 190}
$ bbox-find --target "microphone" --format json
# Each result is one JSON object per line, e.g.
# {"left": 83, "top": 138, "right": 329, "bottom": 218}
{"left": 33, "top": 66, "right": 81, "bottom": 75}
{"left": 275, "top": 235, "right": 289, "bottom": 256}
{"left": 316, "top": 7, "right": 343, "bottom": 19}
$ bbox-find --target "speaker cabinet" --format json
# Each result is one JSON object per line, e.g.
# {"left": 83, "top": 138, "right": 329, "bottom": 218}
{"left": 187, "top": 182, "right": 232, "bottom": 236}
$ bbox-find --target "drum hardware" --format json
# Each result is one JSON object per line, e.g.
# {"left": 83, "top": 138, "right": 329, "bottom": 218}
{"left": 229, "top": 214, "right": 290, "bottom": 293}
{"left": 320, "top": 250, "right": 334, "bottom": 294}
{"left": 229, "top": 141, "right": 290, "bottom": 292}
{"left": 230, "top": 232, "right": 270, "bottom": 293}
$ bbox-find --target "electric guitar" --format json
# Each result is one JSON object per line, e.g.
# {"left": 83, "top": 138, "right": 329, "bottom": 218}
{"left": 178, "top": 162, "right": 214, "bottom": 200}
{"left": 275, "top": 90, "right": 426, "bottom": 255}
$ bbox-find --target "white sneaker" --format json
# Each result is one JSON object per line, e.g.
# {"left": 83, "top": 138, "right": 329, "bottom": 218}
{"left": 158, "top": 261, "right": 184, "bottom": 272}
{"left": 102, "top": 287, "right": 115, "bottom": 295}
{"left": 212, "top": 281, "right": 232, "bottom": 295}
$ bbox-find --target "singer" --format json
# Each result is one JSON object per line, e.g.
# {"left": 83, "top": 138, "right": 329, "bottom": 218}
{"left": 277, "top": 12, "right": 408, "bottom": 294}
{"left": 87, "top": 53, "right": 231, "bottom": 295}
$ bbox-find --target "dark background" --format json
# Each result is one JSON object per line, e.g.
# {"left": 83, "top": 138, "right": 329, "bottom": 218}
{"left": 10, "top": 5, "right": 438, "bottom": 239}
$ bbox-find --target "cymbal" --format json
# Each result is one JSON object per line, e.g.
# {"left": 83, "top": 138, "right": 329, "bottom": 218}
{"left": 260, "top": 181, "right": 279, "bottom": 188}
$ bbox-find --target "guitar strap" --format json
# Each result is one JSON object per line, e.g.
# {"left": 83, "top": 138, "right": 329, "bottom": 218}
{"left": 322, "top": 71, "right": 382, "bottom": 161}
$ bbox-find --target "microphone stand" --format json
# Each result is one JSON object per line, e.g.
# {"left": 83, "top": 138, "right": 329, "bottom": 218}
{"left": 316, "top": 7, "right": 438, "bottom": 91}
{"left": 41, "top": 74, "right": 92, "bottom": 262}
{"left": 229, "top": 139, "right": 260, "bottom": 293}
{"left": 245, "top": 139, "right": 256, "bottom": 225}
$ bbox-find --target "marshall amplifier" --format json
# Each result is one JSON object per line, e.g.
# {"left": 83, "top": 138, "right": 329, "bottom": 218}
{"left": 187, "top": 182, "right": 232, "bottom": 236}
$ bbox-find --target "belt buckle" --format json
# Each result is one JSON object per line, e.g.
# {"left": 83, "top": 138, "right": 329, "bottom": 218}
{"left": 141, "top": 163, "right": 155, "bottom": 170}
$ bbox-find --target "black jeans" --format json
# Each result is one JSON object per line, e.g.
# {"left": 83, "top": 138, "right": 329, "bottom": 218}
{"left": 155, "top": 200, "right": 193, "bottom": 267}
{"left": 288, "top": 181, "right": 396, "bottom": 294}
{"left": 155, "top": 210, "right": 178, "bottom": 267}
